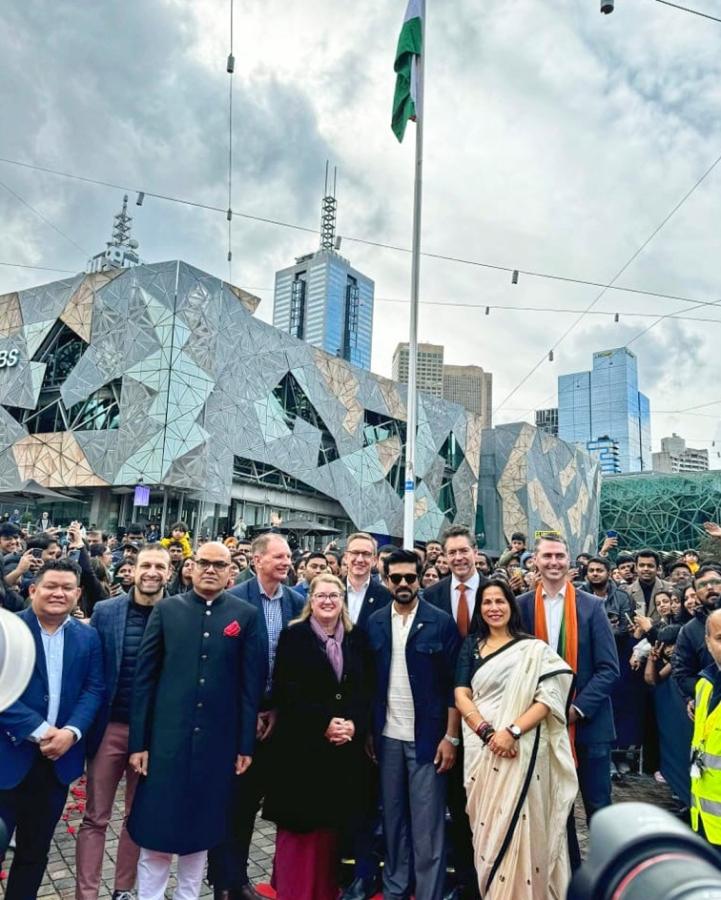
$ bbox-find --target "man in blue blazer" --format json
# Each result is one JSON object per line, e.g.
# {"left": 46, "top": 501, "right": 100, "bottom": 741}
{"left": 516, "top": 534, "right": 619, "bottom": 864}
{"left": 0, "top": 560, "right": 104, "bottom": 900}
{"left": 76, "top": 544, "right": 173, "bottom": 900}
{"left": 210, "top": 533, "right": 304, "bottom": 899}
{"left": 367, "top": 548, "right": 461, "bottom": 900}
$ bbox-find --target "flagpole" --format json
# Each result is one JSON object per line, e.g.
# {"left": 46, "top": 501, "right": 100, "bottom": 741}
{"left": 402, "top": 0, "right": 425, "bottom": 550}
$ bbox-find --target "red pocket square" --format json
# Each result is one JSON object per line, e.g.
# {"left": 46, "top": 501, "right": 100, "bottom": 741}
{"left": 224, "top": 620, "right": 241, "bottom": 637}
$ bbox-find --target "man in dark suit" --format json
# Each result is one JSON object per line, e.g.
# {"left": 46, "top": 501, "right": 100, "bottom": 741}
{"left": 0, "top": 559, "right": 105, "bottom": 900}
{"left": 367, "top": 548, "right": 461, "bottom": 900}
{"left": 128, "top": 542, "right": 260, "bottom": 900}
{"left": 209, "top": 533, "right": 304, "bottom": 899}
{"left": 516, "top": 533, "right": 619, "bottom": 864}
{"left": 423, "top": 524, "right": 484, "bottom": 900}
{"left": 344, "top": 532, "right": 392, "bottom": 630}
{"left": 75, "top": 544, "right": 173, "bottom": 900}
{"left": 340, "top": 532, "right": 392, "bottom": 900}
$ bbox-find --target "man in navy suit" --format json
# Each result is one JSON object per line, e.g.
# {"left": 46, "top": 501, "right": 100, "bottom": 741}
{"left": 340, "top": 532, "right": 392, "bottom": 900}
{"left": 423, "top": 524, "right": 485, "bottom": 900}
{"left": 367, "top": 548, "right": 461, "bottom": 900}
{"left": 0, "top": 559, "right": 104, "bottom": 900}
{"left": 75, "top": 544, "right": 173, "bottom": 900}
{"left": 209, "top": 533, "right": 304, "bottom": 899}
{"left": 517, "top": 533, "right": 619, "bottom": 862}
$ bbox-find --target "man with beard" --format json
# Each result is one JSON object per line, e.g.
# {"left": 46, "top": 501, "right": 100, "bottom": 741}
{"left": 425, "top": 540, "right": 442, "bottom": 565}
{"left": 76, "top": 545, "right": 172, "bottom": 900}
{"left": 581, "top": 557, "right": 635, "bottom": 636}
{"left": 673, "top": 564, "right": 721, "bottom": 705}
{"left": 210, "top": 534, "right": 304, "bottom": 899}
{"left": 128, "top": 542, "right": 260, "bottom": 900}
{"left": 367, "top": 549, "right": 460, "bottom": 900}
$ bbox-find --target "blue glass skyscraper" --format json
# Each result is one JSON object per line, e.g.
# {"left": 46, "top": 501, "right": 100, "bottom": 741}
{"left": 273, "top": 249, "right": 374, "bottom": 370}
{"left": 558, "top": 347, "right": 652, "bottom": 473}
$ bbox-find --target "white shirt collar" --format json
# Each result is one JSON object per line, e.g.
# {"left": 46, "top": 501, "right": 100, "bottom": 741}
{"left": 451, "top": 571, "right": 480, "bottom": 593}
{"left": 391, "top": 601, "right": 418, "bottom": 621}
{"left": 347, "top": 577, "right": 371, "bottom": 595}
{"left": 542, "top": 582, "right": 567, "bottom": 601}
{"left": 37, "top": 614, "right": 72, "bottom": 637}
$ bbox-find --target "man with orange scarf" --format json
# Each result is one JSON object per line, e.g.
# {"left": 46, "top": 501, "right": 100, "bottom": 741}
{"left": 516, "top": 533, "right": 619, "bottom": 868}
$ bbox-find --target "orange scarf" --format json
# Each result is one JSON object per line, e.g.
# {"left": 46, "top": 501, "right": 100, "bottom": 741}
{"left": 534, "top": 580, "right": 579, "bottom": 757}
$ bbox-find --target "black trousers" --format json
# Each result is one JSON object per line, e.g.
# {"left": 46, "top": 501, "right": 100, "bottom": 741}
{"left": 447, "top": 744, "right": 480, "bottom": 897}
{"left": 0, "top": 754, "right": 68, "bottom": 900}
{"left": 208, "top": 736, "right": 273, "bottom": 888}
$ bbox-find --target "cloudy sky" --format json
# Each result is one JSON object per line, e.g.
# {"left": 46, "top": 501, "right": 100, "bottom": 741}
{"left": 2, "top": 0, "right": 721, "bottom": 461}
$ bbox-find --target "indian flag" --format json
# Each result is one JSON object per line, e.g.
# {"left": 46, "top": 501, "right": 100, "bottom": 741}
{"left": 391, "top": 0, "right": 423, "bottom": 143}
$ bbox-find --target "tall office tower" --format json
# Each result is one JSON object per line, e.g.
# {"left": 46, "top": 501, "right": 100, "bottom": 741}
{"left": 273, "top": 168, "right": 375, "bottom": 369}
{"left": 653, "top": 434, "right": 710, "bottom": 473}
{"left": 535, "top": 408, "right": 559, "bottom": 437}
{"left": 442, "top": 364, "right": 493, "bottom": 428}
{"left": 392, "top": 342, "right": 444, "bottom": 398}
{"left": 558, "top": 347, "right": 652, "bottom": 473}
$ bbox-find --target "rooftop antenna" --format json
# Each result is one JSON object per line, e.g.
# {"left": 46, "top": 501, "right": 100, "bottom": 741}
{"left": 87, "top": 194, "right": 141, "bottom": 273}
{"left": 320, "top": 162, "right": 338, "bottom": 251}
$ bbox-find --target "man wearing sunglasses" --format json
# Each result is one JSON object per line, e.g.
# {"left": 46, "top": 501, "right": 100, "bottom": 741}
{"left": 127, "top": 541, "right": 261, "bottom": 900}
{"left": 673, "top": 563, "right": 721, "bottom": 705}
{"left": 367, "top": 548, "right": 461, "bottom": 900}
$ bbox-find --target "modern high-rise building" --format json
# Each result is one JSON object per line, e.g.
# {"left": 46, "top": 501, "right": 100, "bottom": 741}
{"left": 652, "top": 434, "right": 709, "bottom": 473}
{"left": 392, "top": 342, "right": 444, "bottom": 398}
{"left": 273, "top": 171, "right": 374, "bottom": 369}
{"left": 558, "top": 347, "right": 652, "bottom": 473}
{"left": 442, "top": 365, "right": 492, "bottom": 428}
{"left": 535, "top": 408, "right": 559, "bottom": 437}
{"left": 392, "top": 346, "right": 493, "bottom": 423}
{"left": 587, "top": 436, "right": 622, "bottom": 475}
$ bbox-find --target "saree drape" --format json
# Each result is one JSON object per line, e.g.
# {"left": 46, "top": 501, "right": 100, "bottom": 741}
{"left": 463, "top": 638, "right": 578, "bottom": 899}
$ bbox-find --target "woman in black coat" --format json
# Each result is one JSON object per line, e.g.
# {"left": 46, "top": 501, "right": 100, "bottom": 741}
{"left": 263, "top": 572, "right": 373, "bottom": 900}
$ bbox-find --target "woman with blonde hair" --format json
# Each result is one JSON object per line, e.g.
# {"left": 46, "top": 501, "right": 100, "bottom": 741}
{"left": 263, "top": 573, "right": 373, "bottom": 900}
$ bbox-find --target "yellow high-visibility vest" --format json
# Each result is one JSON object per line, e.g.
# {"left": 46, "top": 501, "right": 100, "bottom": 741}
{"left": 690, "top": 674, "right": 721, "bottom": 845}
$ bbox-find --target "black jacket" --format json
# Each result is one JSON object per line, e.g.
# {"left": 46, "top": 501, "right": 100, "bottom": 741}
{"left": 579, "top": 579, "right": 635, "bottom": 637}
{"left": 344, "top": 576, "right": 392, "bottom": 631}
{"left": 263, "top": 619, "right": 373, "bottom": 833}
{"left": 672, "top": 602, "right": 717, "bottom": 702}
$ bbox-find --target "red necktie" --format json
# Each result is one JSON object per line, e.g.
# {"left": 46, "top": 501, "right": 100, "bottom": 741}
{"left": 457, "top": 583, "right": 469, "bottom": 637}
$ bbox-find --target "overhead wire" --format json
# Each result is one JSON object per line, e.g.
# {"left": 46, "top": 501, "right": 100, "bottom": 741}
{"left": 0, "top": 179, "right": 88, "bottom": 258}
{"left": 227, "top": 0, "right": 235, "bottom": 282}
{"left": 492, "top": 147, "right": 721, "bottom": 417}
{"left": 3, "top": 154, "right": 721, "bottom": 315}
{"left": 654, "top": 0, "right": 721, "bottom": 23}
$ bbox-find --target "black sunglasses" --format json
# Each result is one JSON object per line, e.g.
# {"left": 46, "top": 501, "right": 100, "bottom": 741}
{"left": 388, "top": 572, "right": 418, "bottom": 585}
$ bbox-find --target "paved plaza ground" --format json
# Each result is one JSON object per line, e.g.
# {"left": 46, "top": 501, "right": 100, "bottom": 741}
{"left": 0, "top": 771, "right": 681, "bottom": 898}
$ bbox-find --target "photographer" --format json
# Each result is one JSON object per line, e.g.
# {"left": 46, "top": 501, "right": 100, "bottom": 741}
{"left": 3, "top": 533, "right": 62, "bottom": 600}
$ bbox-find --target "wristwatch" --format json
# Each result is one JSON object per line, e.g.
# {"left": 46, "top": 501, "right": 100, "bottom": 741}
{"left": 444, "top": 734, "right": 460, "bottom": 747}
{"left": 505, "top": 724, "right": 522, "bottom": 740}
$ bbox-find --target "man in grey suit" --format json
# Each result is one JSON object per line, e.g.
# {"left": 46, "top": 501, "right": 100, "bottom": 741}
{"left": 75, "top": 544, "right": 173, "bottom": 900}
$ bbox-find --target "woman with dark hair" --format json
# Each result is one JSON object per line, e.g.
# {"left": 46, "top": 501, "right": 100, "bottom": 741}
{"left": 421, "top": 564, "right": 441, "bottom": 590}
{"left": 168, "top": 555, "right": 194, "bottom": 595}
{"left": 455, "top": 578, "right": 577, "bottom": 899}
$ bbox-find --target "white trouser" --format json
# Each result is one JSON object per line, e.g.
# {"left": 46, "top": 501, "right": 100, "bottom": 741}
{"left": 137, "top": 847, "right": 207, "bottom": 900}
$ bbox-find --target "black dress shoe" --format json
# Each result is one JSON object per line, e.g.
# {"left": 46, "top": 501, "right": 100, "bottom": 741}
{"left": 341, "top": 875, "right": 379, "bottom": 900}
{"left": 237, "top": 885, "right": 265, "bottom": 900}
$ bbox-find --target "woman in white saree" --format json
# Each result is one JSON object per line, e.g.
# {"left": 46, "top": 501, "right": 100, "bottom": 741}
{"left": 455, "top": 578, "right": 578, "bottom": 899}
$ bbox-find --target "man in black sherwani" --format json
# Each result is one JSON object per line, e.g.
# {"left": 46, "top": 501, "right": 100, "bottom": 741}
{"left": 128, "top": 541, "right": 260, "bottom": 899}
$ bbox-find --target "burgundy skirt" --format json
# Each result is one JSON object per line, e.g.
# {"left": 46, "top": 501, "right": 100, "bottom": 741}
{"left": 271, "top": 827, "right": 338, "bottom": 900}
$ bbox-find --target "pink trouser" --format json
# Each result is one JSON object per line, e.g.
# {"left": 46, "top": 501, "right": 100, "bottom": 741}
{"left": 75, "top": 721, "right": 140, "bottom": 899}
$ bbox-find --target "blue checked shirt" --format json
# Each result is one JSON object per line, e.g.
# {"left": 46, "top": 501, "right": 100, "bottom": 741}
{"left": 260, "top": 583, "right": 284, "bottom": 694}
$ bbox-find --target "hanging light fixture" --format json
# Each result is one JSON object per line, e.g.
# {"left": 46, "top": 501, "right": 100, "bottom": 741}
{"left": 485, "top": 307, "right": 490, "bottom": 315}
{"left": 548, "top": 350, "right": 554, "bottom": 362}
{"left": 511, "top": 270, "right": 519, "bottom": 285}
{"left": 614, "top": 313, "right": 619, "bottom": 322}
{"left": 136, "top": 192, "right": 145, "bottom": 206}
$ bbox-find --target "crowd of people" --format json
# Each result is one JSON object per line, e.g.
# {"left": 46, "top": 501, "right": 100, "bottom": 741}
{"left": 1, "top": 513, "right": 721, "bottom": 900}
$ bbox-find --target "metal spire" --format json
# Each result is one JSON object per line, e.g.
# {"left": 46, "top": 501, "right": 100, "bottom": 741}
{"left": 320, "top": 162, "right": 338, "bottom": 251}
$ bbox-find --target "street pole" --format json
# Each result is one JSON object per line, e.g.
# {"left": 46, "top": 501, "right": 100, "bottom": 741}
{"left": 402, "top": 0, "right": 425, "bottom": 550}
